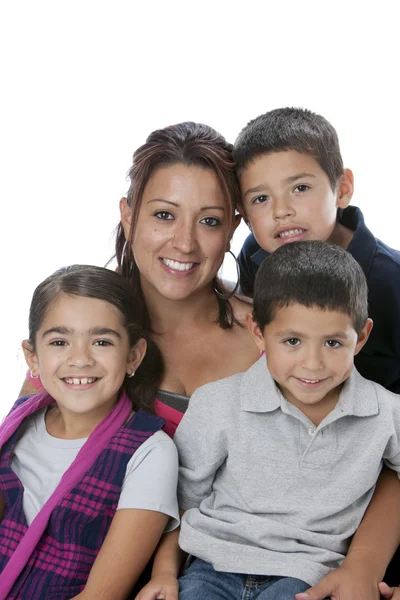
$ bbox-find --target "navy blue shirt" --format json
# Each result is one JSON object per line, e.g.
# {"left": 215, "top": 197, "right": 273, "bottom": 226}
{"left": 238, "top": 206, "right": 400, "bottom": 394}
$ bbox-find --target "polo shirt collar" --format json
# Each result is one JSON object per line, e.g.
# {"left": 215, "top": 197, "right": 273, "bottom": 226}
{"left": 336, "top": 368, "right": 379, "bottom": 417}
{"left": 240, "top": 356, "right": 379, "bottom": 418}
{"left": 240, "top": 356, "right": 281, "bottom": 412}
{"left": 249, "top": 206, "right": 377, "bottom": 277}
{"left": 339, "top": 206, "right": 377, "bottom": 277}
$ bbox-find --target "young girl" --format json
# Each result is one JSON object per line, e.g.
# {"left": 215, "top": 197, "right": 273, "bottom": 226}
{"left": 0, "top": 265, "right": 179, "bottom": 600}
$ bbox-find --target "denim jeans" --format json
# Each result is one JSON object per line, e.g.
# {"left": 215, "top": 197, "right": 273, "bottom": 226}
{"left": 178, "top": 558, "right": 310, "bottom": 600}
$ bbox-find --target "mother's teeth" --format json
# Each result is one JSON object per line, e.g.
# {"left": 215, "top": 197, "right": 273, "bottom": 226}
{"left": 162, "top": 259, "right": 194, "bottom": 271}
{"left": 301, "top": 379, "right": 320, "bottom": 383}
{"left": 279, "top": 228, "right": 304, "bottom": 238}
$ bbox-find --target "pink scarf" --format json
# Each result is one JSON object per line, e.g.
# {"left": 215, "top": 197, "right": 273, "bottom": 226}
{"left": 0, "top": 390, "right": 131, "bottom": 599}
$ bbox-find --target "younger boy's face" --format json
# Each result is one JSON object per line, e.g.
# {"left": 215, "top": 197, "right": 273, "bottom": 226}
{"left": 248, "top": 304, "right": 371, "bottom": 424}
{"left": 239, "top": 151, "right": 352, "bottom": 253}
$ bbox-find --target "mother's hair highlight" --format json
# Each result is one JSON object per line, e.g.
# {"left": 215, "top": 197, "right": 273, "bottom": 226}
{"left": 115, "top": 122, "right": 242, "bottom": 329}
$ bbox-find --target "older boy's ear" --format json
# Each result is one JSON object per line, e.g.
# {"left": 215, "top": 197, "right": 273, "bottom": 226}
{"left": 119, "top": 197, "right": 132, "bottom": 241}
{"left": 337, "top": 169, "right": 354, "bottom": 209}
{"left": 354, "top": 318, "right": 373, "bottom": 355}
{"left": 236, "top": 204, "right": 252, "bottom": 231}
{"left": 246, "top": 313, "right": 266, "bottom": 352}
{"left": 22, "top": 340, "right": 39, "bottom": 375}
{"left": 126, "top": 338, "right": 147, "bottom": 377}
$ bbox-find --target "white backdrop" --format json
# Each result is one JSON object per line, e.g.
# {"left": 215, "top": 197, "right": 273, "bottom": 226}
{"left": 1, "top": 0, "right": 399, "bottom": 416}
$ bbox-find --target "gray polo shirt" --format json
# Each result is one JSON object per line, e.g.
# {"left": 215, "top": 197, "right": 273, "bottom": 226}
{"left": 174, "top": 356, "right": 400, "bottom": 586}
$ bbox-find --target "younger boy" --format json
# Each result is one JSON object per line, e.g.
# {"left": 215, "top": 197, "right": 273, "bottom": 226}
{"left": 232, "top": 107, "right": 400, "bottom": 393}
{"left": 175, "top": 241, "right": 400, "bottom": 600}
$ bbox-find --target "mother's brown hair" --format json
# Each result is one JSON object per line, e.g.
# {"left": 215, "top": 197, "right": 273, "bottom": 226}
{"left": 115, "top": 122, "right": 241, "bottom": 329}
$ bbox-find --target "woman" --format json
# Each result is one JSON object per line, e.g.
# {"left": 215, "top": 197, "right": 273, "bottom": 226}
{"left": 20, "top": 122, "right": 400, "bottom": 597}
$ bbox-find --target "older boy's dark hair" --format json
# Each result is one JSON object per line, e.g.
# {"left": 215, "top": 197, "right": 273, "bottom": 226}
{"left": 233, "top": 107, "right": 343, "bottom": 191}
{"left": 253, "top": 241, "right": 368, "bottom": 334}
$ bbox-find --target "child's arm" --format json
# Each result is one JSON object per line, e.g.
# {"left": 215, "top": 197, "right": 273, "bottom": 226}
{"left": 71, "top": 508, "right": 170, "bottom": 600}
{"left": 295, "top": 467, "right": 400, "bottom": 600}
{"left": 135, "top": 526, "right": 184, "bottom": 600}
{"left": 135, "top": 387, "right": 229, "bottom": 600}
{"left": 73, "top": 432, "right": 179, "bottom": 600}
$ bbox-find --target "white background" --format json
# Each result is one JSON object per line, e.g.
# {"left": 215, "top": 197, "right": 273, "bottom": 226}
{"left": 1, "top": 1, "right": 399, "bottom": 416}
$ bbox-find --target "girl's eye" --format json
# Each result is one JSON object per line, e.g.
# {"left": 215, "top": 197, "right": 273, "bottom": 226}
{"left": 325, "top": 340, "right": 341, "bottom": 348}
{"left": 94, "top": 340, "right": 113, "bottom": 347}
{"left": 200, "top": 216, "right": 221, "bottom": 227}
{"left": 50, "top": 340, "right": 67, "bottom": 346}
{"left": 285, "top": 338, "right": 300, "bottom": 346}
{"left": 293, "top": 184, "right": 310, "bottom": 193}
{"left": 252, "top": 195, "right": 268, "bottom": 205}
{"left": 154, "top": 211, "right": 174, "bottom": 221}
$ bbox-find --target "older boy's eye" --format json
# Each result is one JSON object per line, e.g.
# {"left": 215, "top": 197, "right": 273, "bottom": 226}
{"left": 94, "top": 340, "right": 113, "bottom": 347}
{"left": 154, "top": 211, "right": 174, "bottom": 220}
{"left": 285, "top": 338, "right": 300, "bottom": 346}
{"left": 252, "top": 195, "right": 268, "bottom": 205}
{"left": 294, "top": 184, "right": 310, "bottom": 193}
{"left": 325, "top": 340, "right": 341, "bottom": 348}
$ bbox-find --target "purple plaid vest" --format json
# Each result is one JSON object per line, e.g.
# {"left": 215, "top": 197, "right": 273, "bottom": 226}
{"left": 0, "top": 398, "right": 165, "bottom": 600}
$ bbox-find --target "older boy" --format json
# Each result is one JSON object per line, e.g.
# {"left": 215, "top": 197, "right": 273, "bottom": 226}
{"left": 175, "top": 242, "right": 400, "bottom": 600}
{"left": 232, "top": 107, "right": 400, "bottom": 394}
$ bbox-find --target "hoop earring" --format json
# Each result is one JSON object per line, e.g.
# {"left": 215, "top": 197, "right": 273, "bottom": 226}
{"left": 127, "top": 371, "right": 135, "bottom": 378}
{"left": 30, "top": 370, "right": 38, "bottom": 379}
{"left": 121, "top": 240, "right": 133, "bottom": 276}
{"left": 214, "top": 250, "right": 240, "bottom": 298}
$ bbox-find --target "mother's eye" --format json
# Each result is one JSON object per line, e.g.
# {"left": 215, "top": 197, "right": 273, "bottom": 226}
{"left": 154, "top": 211, "right": 174, "bottom": 220}
{"left": 200, "top": 217, "right": 221, "bottom": 227}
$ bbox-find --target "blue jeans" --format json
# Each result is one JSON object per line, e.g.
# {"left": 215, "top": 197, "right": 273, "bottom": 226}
{"left": 178, "top": 558, "right": 310, "bottom": 600}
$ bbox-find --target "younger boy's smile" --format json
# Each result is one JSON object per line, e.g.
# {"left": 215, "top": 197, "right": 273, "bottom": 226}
{"left": 248, "top": 303, "right": 371, "bottom": 425}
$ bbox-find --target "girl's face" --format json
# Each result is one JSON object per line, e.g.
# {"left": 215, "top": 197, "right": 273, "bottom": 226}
{"left": 120, "top": 163, "right": 238, "bottom": 303}
{"left": 23, "top": 293, "right": 146, "bottom": 421}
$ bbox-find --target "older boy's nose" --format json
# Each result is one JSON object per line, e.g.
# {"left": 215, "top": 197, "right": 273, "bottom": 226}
{"left": 273, "top": 196, "right": 294, "bottom": 220}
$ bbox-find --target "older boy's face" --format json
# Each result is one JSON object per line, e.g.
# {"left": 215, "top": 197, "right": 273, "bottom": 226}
{"left": 249, "top": 304, "right": 370, "bottom": 425}
{"left": 239, "top": 151, "right": 352, "bottom": 253}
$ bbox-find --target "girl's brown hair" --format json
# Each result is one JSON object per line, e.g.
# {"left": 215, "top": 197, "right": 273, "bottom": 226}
{"left": 28, "top": 265, "right": 163, "bottom": 413}
{"left": 115, "top": 122, "right": 241, "bottom": 329}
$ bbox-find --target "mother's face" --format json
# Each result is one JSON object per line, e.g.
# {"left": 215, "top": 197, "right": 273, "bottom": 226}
{"left": 120, "top": 163, "right": 237, "bottom": 302}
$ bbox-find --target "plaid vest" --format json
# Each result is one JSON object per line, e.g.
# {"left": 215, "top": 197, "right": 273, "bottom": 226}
{"left": 0, "top": 400, "right": 165, "bottom": 600}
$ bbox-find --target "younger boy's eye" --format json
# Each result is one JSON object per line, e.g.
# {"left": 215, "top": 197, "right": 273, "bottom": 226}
{"left": 285, "top": 338, "right": 300, "bottom": 346}
{"left": 252, "top": 195, "right": 268, "bottom": 205}
{"left": 154, "top": 211, "right": 174, "bottom": 220}
{"left": 50, "top": 340, "right": 67, "bottom": 346}
{"left": 293, "top": 184, "right": 310, "bottom": 193}
{"left": 325, "top": 340, "right": 341, "bottom": 348}
{"left": 200, "top": 216, "right": 221, "bottom": 227}
{"left": 94, "top": 340, "right": 113, "bottom": 347}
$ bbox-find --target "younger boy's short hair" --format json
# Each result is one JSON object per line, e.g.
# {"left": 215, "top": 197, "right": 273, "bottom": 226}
{"left": 253, "top": 241, "right": 368, "bottom": 335}
{"left": 233, "top": 107, "right": 344, "bottom": 191}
